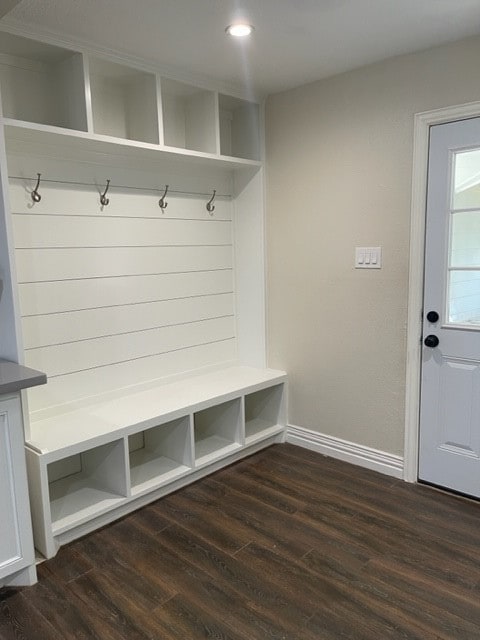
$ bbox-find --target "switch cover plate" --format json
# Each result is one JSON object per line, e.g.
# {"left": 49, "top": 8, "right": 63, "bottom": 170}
{"left": 355, "top": 247, "right": 382, "bottom": 269}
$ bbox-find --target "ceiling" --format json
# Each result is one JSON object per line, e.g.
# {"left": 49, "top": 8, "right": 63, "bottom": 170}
{"left": 3, "top": 0, "right": 480, "bottom": 96}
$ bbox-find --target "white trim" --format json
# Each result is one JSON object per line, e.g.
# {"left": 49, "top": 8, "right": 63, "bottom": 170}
{"left": 286, "top": 424, "right": 404, "bottom": 479}
{"left": 404, "top": 100, "right": 480, "bottom": 483}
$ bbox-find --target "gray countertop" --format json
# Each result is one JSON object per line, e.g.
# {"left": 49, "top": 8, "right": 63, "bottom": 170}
{"left": 0, "top": 359, "right": 47, "bottom": 395}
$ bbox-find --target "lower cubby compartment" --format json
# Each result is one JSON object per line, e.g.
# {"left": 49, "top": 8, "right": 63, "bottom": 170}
{"left": 244, "top": 384, "right": 285, "bottom": 444}
{"left": 47, "top": 440, "right": 128, "bottom": 534}
{"left": 128, "top": 416, "right": 193, "bottom": 494}
{"left": 194, "top": 398, "right": 242, "bottom": 465}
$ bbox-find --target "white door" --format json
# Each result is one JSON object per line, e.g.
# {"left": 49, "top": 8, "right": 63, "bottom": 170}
{"left": 419, "top": 116, "right": 480, "bottom": 497}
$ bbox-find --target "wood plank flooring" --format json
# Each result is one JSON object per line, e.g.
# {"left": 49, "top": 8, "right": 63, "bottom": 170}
{"left": 2, "top": 443, "right": 480, "bottom": 639}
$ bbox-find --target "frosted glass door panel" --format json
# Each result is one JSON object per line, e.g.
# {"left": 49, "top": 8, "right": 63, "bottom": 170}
{"left": 448, "top": 150, "right": 480, "bottom": 325}
{"left": 453, "top": 149, "right": 480, "bottom": 209}
{"left": 449, "top": 270, "right": 480, "bottom": 324}
{"left": 450, "top": 212, "right": 480, "bottom": 267}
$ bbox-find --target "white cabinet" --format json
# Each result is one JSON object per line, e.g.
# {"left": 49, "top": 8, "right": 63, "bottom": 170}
{"left": 0, "top": 395, "right": 36, "bottom": 586}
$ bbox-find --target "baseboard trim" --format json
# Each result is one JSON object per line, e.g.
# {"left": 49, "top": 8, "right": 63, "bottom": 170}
{"left": 286, "top": 425, "right": 404, "bottom": 479}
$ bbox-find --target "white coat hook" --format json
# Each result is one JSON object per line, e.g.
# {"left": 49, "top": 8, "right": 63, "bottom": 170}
{"left": 31, "top": 173, "right": 42, "bottom": 203}
{"left": 159, "top": 185, "right": 169, "bottom": 211}
{"left": 100, "top": 179, "right": 111, "bottom": 206}
{"left": 206, "top": 189, "right": 216, "bottom": 215}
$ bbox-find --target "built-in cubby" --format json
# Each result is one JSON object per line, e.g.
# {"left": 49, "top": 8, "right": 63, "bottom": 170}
{"left": 89, "top": 57, "right": 159, "bottom": 143}
{"left": 128, "top": 416, "right": 193, "bottom": 494}
{"left": 219, "top": 94, "right": 260, "bottom": 160}
{"left": 194, "top": 398, "right": 242, "bottom": 464}
{"left": 47, "top": 440, "right": 128, "bottom": 534}
{"left": 245, "top": 384, "right": 284, "bottom": 444}
{"left": 161, "top": 78, "right": 217, "bottom": 153}
{"left": 0, "top": 32, "right": 88, "bottom": 131}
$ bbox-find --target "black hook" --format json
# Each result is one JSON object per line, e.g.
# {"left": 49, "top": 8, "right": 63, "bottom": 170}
{"left": 159, "top": 185, "right": 169, "bottom": 211}
{"left": 31, "top": 173, "right": 42, "bottom": 203}
{"left": 100, "top": 179, "right": 111, "bottom": 206}
{"left": 206, "top": 189, "right": 216, "bottom": 214}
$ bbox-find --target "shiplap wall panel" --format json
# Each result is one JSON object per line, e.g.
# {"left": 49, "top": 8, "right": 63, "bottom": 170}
{"left": 10, "top": 176, "right": 237, "bottom": 414}
{"left": 15, "top": 246, "right": 233, "bottom": 282}
{"left": 25, "top": 316, "right": 235, "bottom": 377}
{"left": 21, "top": 294, "right": 234, "bottom": 348}
{"left": 27, "top": 339, "right": 237, "bottom": 417}
{"left": 18, "top": 271, "right": 233, "bottom": 316}
{"left": 9, "top": 183, "right": 232, "bottom": 220}
{"left": 13, "top": 215, "right": 232, "bottom": 248}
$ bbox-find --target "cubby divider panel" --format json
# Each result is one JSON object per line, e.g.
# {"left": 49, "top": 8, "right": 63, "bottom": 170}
{"left": 89, "top": 57, "right": 159, "bottom": 143}
{"left": 47, "top": 439, "right": 128, "bottom": 534}
{"left": 244, "top": 384, "right": 284, "bottom": 443}
{"left": 128, "top": 416, "right": 193, "bottom": 494}
{"left": 194, "top": 398, "right": 242, "bottom": 465}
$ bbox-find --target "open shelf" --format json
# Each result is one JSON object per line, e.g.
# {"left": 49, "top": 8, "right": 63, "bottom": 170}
{"left": 47, "top": 440, "right": 127, "bottom": 534}
{"left": 194, "top": 398, "right": 242, "bottom": 465}
{"left": 219, "top": 94, "right": 260, "bottom": 161}
{"left": 128, "top": 416, "right": 192, "bottom": 495}
{"left": 161, "top": 78, "right": 217, "bottom": 153}
{"left": 0, "top": 32, "right": 88, "bottom": 131}
{"left": 89, "top": 57, "right": 159, "bottom": 143}
{"left": 245, "top": 384, "right": 284, "bottom": 444}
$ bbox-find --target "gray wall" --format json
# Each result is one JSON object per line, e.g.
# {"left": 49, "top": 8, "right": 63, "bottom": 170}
{"left": 266, "top": 35, "right": 480, "bottom": 456}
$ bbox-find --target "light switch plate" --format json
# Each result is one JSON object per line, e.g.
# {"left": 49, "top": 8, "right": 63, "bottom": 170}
{"left": 355, "top": 247, "right": 382, "bottom": 269}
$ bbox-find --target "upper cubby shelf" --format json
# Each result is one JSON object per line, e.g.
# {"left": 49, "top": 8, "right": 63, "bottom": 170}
{"left": 89, "top": 57, "right": 159, "bottom": 144}
{"left": 219, "top": 94, "right": 260, "bottom": 161}
{"left": 0, "top": 30, "right": 262, "bottom": 168}
{"left": 0, "top": 32, "right": 88, "bottom": 131}
{"left": 161, "top": 78, "right": 217, "bottom": 154}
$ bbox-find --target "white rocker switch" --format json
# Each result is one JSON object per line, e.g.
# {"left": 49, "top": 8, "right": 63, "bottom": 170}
{"left": 355, "top": 247, "right": 382, "bottom": 269}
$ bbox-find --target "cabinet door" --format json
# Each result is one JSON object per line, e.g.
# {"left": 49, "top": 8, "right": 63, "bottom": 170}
{"left": 0, "top": 396, "right": 34, "bottom": 579}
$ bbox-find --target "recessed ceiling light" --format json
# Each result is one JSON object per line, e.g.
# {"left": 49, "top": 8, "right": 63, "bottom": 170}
{"left": 226, "top": 23, "right": 254, "bottom": 37}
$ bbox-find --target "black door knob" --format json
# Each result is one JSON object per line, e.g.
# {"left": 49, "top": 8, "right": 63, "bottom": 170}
{"left": 426, "top": 311, "right": 439, "bottom": 323}
{"left": 424, "top": 334, "right": 439, "bottom": 348}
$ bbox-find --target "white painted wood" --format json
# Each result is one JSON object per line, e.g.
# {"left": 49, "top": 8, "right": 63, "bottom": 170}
{"left": 128, "top": 416, "right": 193, "bottom": 494}
{"left": 16, "top": 245, "right": 232, "bottom": 282}
{"left": 161, "top": 78, "right": 216, "bottom": 153}
{"left": 4, "top": 120, "right": 262, "bottom": 171}
{"left": 405, "top": 101, "right": 480, "bottom": 483}
{"left": 21, "top": 294, "right": 234, "bottom": 349}
{"left": 53, "top": 53, "right": 89, "bottom": 131}
{"left": 234, "top": 168, "right": 266, "bottom": 367}
{"left": 25, "top": 447, "right": 56, "bottom": 558}
{"left": 49, "top": 431, "right": 284, "bottom": 557}
{"left": 219, "top": 95, "right": 260, "bottom": 161}
{"left": 194, "top": 397, "right": 242, "bottom": 465}
{"left": 48, "top": 438, "right": 128, "bottom": 534}
{"left": 18, "top": 270, "right": 234, "bottom": 315}
{"left": 26, "top": 339, "right": 237, "bottom": 414}
{"left": 13, "top": 215, "right": 232, "bottom": 248}
{"left": 0, "top": 395, "right": 35, "bottom": 581}
{"left": 287, "top": 424, "right": 404, "bottom": 479}
{"left": 1, "top": 564, "right": 37, "bottom": 587}
{"left": 89, "top": 57, "right": 159, "bottom": 144}
{"left": 28, "top": 367, "right": 286, "bottom": 455}
{"left": 245, "top": 383, "right": 284, "bottom": 443}
{"left": 24, "top": 316, "right": 235, "bottom": 377}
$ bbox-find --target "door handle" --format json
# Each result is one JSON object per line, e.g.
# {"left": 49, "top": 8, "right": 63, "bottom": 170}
{"left": 424, "top": 335, "right": 439, "bottom": 348}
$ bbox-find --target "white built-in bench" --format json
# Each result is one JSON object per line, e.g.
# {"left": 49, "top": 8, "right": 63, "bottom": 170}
{"left": 25, "top": 366, "right": 287, "bottom": 558}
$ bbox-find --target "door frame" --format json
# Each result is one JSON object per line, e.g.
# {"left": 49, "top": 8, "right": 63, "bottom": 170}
{"left": 404, "top": 100, "right": 480, "bottom": 482}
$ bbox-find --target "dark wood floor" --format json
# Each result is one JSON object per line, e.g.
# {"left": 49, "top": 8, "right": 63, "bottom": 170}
{"left": 2, "top": 443, "right": 480, "bottom": 639}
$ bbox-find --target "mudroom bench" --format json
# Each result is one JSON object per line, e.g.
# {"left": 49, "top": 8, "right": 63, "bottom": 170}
{"left": 25, "top": 366, "right": 287, "bottom": 558}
